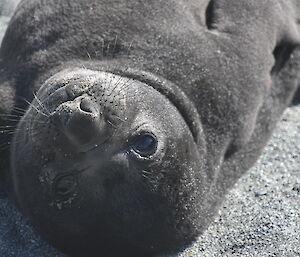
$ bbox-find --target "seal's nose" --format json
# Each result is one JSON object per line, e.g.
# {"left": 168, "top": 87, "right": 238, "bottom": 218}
{"left": 51, "top": 97, "right": 103, "bottom": 146}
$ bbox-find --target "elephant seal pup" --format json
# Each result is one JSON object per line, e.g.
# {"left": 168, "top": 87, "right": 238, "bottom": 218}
{"left": 0, "top": 0, "right": 300, "bottom": 256}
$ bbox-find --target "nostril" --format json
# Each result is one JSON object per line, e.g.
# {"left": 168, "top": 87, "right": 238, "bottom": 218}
{"left": 79, "top": 98, "right": 94, "bottom": 113}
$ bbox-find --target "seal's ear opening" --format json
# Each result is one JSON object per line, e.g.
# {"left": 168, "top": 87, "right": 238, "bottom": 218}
{"left": 271, "top": 43, "right": 297, "bottom": 76}
{"left": 291, "top": 84, "right": 300, "bottom": 105}
{"left": 270, "top": 40, "right": 300, "bottom": 106}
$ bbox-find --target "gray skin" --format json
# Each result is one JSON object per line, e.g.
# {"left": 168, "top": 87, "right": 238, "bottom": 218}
{"left": 0, "top": 0, "right": 300, "bottom": 256}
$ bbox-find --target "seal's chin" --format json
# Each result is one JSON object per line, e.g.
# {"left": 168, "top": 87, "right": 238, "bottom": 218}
{"left": 10, "top": 67, "right": 207, "bottom": 257}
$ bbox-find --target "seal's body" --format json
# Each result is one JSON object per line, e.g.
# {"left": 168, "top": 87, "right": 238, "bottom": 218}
{"left": 0, "top": 0, "right": 299, "bottom": 256}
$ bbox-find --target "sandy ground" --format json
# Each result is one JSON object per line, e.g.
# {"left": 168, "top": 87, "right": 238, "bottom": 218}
{"left": 180, "top": 107, "right": 300, "bottom": 257}
{"left": 0, "top": 1, "right": 299, "bottom": 256}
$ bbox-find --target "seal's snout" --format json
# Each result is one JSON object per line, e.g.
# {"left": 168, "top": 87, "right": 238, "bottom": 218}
{"left": 79, "top": 98, "right": 96, "bottom": 114}
{"left": 50, "top": 97, "right": 104, "bottom": 147}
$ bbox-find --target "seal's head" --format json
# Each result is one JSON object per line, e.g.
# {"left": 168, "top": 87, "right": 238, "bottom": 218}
{"left": 11, "top": 68, "right": 208, "bottom": 257}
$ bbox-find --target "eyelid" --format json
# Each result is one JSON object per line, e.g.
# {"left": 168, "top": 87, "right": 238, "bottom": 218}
{"left": 134, "top": 131, "right": 156, "bottom": 138}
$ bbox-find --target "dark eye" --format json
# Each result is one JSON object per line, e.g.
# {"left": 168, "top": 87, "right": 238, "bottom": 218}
{"left": 54, "top": 175, "right": 77, "bottom": 196}
{"left": 132, "top": 133, "right": 157, "bottom": 157}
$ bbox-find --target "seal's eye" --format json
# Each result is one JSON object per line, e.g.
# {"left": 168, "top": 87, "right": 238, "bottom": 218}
{"left": 132, "top": 133, "right": 157, "bottom": 157}
{"left": 55, "top": 175, "right": 77, "bottom": 196}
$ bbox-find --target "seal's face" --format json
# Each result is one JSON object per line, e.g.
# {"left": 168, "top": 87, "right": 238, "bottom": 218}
{"left": 11, "top": 68, "right": 207, "bottom": 257}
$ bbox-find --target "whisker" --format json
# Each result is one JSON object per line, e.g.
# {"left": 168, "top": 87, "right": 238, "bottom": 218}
{"left": 0, "top": 125, "right": 16, "bottom": 128}
{"left": 29, "top": 127, "right": 42, "bottom": 143}
{"left": 86, "top": 50, "right": 91, "bottom": 60}
{"left": 0, "top": 113, "right": 23, "bottom": 118}
{"left": 18, "top": 96, "right": 49, "bottom": 118}
{"left": 112, "top": 35, "right": 118, "bottom": 58}
{"left": 0, "top": 118, "right": 22, "bottom": 123}
{"left": 113, "top": 115, "right": 126, "bottom": 123}
{"left": 142, "top": 173, "right": 151, "bottom": 180}
{"left": 106, "top": 119, "right": 117, "bottom": 128}
{"left": 142, "top": 170, "right": 152, "bottom": 175}
{"left": 33, "top": 93, "right": 51, "bottom": 115}
{"left": 112, "top": 76, "right": 134, "bottom": 95}
{"left": 106, "top": 42, "right": 110, "bottom": 57}
{"left": 0, "top": 141, "right": 11, "bottom": 152}
{"left": 0, "top": 128, "right": 22, "bottom": 133}
{"left": 126, "top": 40, "right": 134, "bottom": 56}
{"left": 0, "top": 130, "right": 41, "bottom": 152}
{"left": 14, "top": 106, "right": 27, "bottom": 112}
{"left": 0, "top": 131, "right": 18, "bottom": 135}
{"left": 116, "top": 79, "right": 137, "bottom": 97}
{"left": 101, "top": 39, "right": 105, "bottom": 58}
{"left": 12, "top": 110, "right": 26, "bottom": 116}
{"left": 107, "top": 76, "right": 125, "bottom": 97}
{"left": 108, "top": 67, "right": 134, "bottom": 96}
{"left": 12, "top": 109, "right": 27, "bottom": 115}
